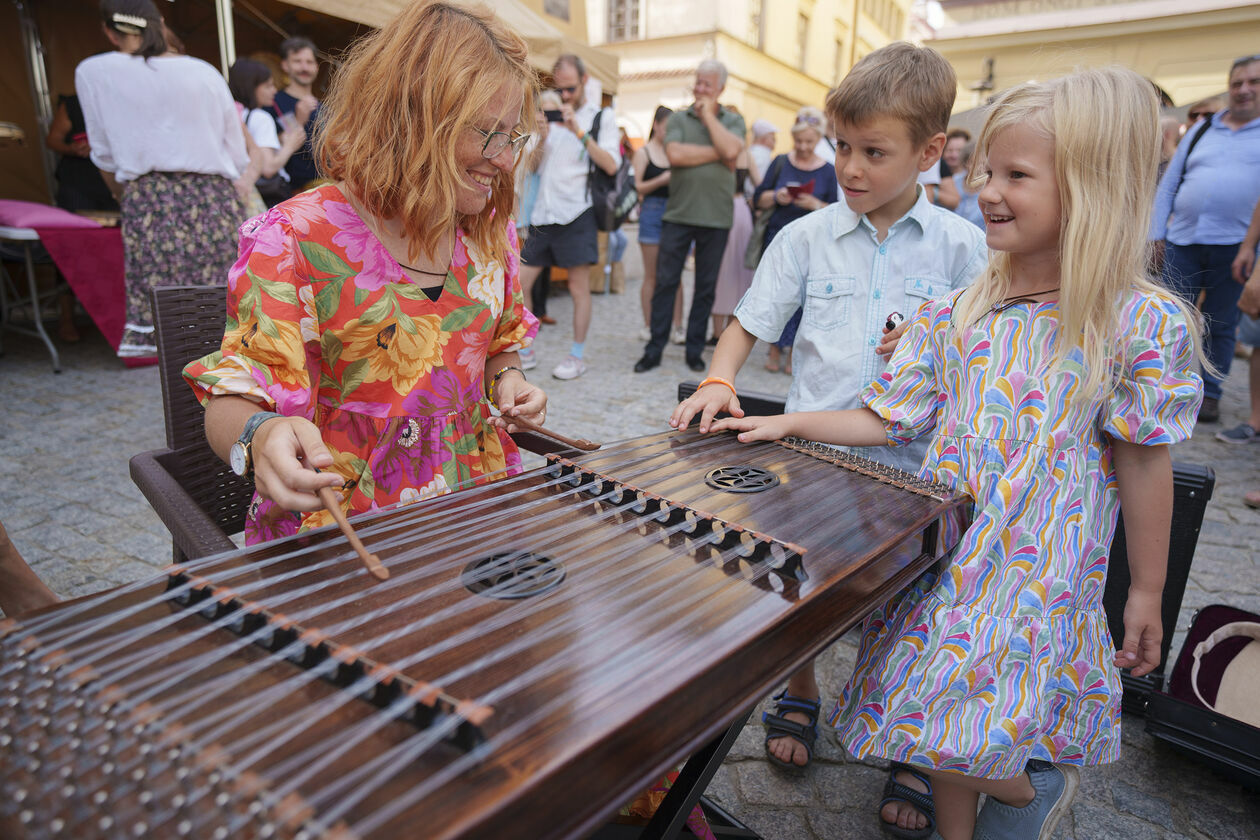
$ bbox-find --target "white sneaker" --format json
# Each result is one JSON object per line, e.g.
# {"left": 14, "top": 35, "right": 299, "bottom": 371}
{"left": 552, "top": 355, "right": 587, "bottom": 380}
{"left": 519, "top": 346, "right": 538, "bottom": 371}
{"left": 638, "top": 325, "right": 652, "bottom": 341}
{"left": 671, "top": 327, "right": 686, "bottom": 345}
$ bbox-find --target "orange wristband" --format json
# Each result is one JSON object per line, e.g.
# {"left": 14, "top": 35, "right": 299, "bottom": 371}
{"left": 698, "top": 376, "right": 736, "bottom": 398}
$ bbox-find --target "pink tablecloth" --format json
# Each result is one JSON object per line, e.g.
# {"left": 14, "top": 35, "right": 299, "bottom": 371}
{"left": 33, "top": 226, "right": 156, "bottom": 367}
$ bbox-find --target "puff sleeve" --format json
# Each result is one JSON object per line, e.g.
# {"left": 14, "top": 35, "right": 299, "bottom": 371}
{"left": 1101, "top": 291, "right": 1203, "bottom": 445}
{"left": 861, "top": 297, "right": 948, "bottom": 447}
{"left": 183, "top": 210, "right": 320, "bottom": 419}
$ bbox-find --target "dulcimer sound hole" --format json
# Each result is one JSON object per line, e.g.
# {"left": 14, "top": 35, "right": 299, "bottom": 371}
{"left": 703, "top": 465, "right": 781, "bottom": 493}
{"left": 462, "top": 551, "right": 567, "bottom": 600}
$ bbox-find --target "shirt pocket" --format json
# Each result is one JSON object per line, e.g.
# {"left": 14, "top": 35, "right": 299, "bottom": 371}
{"left": 904, "top": 275, "right": 950, "bottom": 309}
{"left": 804, "top": 276, "right": 855, "bottom": 330}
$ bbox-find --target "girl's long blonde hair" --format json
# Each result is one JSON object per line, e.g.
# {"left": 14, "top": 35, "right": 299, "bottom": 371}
{"left": 315, "top": 1, "right": 538, "bottom": 262}
{"left": 952, "top": 66, "right": 1206, "bottom": 403}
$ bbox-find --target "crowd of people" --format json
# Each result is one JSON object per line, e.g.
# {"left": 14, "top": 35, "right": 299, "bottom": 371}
{"left": 4, "top": 1, "right": 1258, "bottom": 838}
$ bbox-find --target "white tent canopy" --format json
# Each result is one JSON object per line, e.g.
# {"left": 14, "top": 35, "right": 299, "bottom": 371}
{"left": 274, "top": 0, "right": 619, "bottom": 92}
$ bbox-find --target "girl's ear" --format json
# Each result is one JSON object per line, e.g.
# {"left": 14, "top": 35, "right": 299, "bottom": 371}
{"left": 919, "top": 131, "right": 947, "bottom": 173}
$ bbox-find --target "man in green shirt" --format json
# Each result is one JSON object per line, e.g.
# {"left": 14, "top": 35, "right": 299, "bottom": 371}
{"left": 635, "top": 60, "right": 745, "bottom": 372}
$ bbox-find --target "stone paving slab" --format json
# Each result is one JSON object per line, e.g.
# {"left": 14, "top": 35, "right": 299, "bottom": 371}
{"left": 1, "top": 225, "right": 1257, "bottom": 838}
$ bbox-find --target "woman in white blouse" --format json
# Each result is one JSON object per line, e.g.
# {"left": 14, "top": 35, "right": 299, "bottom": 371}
{"left": 228, "top": 59, "right": 306, "bottom": 207}
{"left": 75, "top": 0, "right": 249, "bottom": 359}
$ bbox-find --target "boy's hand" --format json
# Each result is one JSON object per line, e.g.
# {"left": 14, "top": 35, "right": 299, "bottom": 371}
{"left": 709, "top": 414, "right": 792, "bottom": 443}
{"left": 876, "top": 318, "right": 909, "bottom": 357}
{"left": 1114, "top": 587, "right": 1164, "bottom": 677}
{"left": 670, "top": 384, "right": 743, "bottom": 434}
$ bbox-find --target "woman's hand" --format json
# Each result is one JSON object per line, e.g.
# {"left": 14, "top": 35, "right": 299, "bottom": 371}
{"left": 492, "top": 372, "right": 547, "bottom": 432}
{"left": 792, "top": 193, "right": 824, "bottom": 211}
{"left": 774, "top": 187, "right": 792, "bottom": 206}
{"left": 251, "top": 415, "right": 342, "bottom": 512}
{"left": 1114, "top": 587, "right": 1164, "bottom": 677}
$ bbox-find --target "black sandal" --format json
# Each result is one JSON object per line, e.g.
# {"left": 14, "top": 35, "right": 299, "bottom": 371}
{"left": 879, "top": 762, "right": 937, "bottom": 839}
{"left": 760, "top": 690, "right": 820, "bottom": 774}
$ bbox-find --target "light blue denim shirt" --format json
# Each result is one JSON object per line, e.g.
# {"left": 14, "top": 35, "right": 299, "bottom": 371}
{"left": 1150, "top": 110, "right": 1260, "bottom": 245}
{"left": 734, "top": 187, "right": 987, "bottom": 474}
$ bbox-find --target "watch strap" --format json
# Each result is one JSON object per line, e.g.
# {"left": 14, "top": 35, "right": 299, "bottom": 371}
{"left": 235, "top": 410, "right": 283, "bottom": 477}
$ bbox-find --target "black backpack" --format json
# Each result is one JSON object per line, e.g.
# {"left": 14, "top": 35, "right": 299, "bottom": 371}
{"left": 586, "top": 109, "right": 637, "bottom": 232}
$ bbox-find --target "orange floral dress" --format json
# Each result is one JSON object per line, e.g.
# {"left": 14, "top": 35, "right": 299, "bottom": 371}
{"left": 184, "top": 185, "right": 538, "bottom": 544}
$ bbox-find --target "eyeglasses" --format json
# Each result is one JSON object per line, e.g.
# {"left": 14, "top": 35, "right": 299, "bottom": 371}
{"left": 474, "top": 127, "right": 531, "bottom": 159}
{"left": 557, "top": 86, "right": 579, "bottom": 95}
{"left": 1187, "top": 111, "right": 1214, "bottom": 121}
{"left": 795, "top": 114, "right": 823, "bottom": 128}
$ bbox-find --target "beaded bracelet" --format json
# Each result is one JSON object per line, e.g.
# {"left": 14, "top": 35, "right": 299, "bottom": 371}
{"left": 487, "top": 365, "right": 525, "bottom": 409}
{"left": 698, "top": 376, "right": 736, "bottom": 398}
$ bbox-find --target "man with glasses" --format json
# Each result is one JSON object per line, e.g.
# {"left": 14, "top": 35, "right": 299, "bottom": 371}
{"left": 635, "top": 59, "right": 746, "bottom": 373}
{"left": 1152, "top": 53, "right": 1260, "bottom": 423}
{"left": 517, "top": 55, "right": 621, "bottom": 381}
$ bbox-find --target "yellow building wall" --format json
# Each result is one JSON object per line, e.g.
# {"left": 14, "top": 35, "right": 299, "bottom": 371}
{"left": 526, "top": 0, "right": 591, "bottom": 45}
{"left": 596, "top": 0, "right": 911, "bottom": 153}
{"left": 929, "top": 3, "right": 1260, "bottom": 110}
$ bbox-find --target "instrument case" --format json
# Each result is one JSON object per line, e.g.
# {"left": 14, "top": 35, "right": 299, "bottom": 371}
{"left": 1143, "top": 603, "right": 1260, "bottom": 790}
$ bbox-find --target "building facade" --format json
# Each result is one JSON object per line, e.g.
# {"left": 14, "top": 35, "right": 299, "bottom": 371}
{"left": 926, "top": 0, "right": 1260, "bottom": 111}
{"left": 586, "top": 0, "right": 911, "bottom": 148}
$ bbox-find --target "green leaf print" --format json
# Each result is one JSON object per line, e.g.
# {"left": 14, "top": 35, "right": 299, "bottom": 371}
{"left": 314, "top": 277, "right": 345, "bottom": 323}
{"left": 449, "top": 433, "right": 478, "bottom": 456}
{"left": 440, "top": 303, "right": 486, "bottom": 332}
{"left": 340, "top": 357, "right": 370, "bottom": 399}
{"left": 246, "top": 267, "right": 299, "bottom": 306}
{"left": 319, "top": 371, "right": 339, "bottom": 391}
{"left": 354, "top": 286, "right": 370, "bottom": 307}
{"left": 322, "top": 332, "right": 344, "bottom": 367}
{"left": 360, "top": 289, "right": 396, "bottom": 325}
{"left": 441, "top": 455, "right": 459, "bottom": 490}
{"left": 300, "top": 241, "right": 355, "bottom": 280}
{"left": 256, "top": 307, "right": 279, "bottom": 338}
{"left": 351, "top": 458, "right": 376, "bottom": 500}
{"left": 396, "top": 310, "right": 417, "bottom": 334}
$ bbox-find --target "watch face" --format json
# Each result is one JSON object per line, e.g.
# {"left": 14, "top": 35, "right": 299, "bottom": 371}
{"left": 230, "top": 441, "right": 248, "bottom": 476}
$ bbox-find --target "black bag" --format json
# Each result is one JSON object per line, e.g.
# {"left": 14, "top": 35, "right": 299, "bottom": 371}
{"left": 255, "top": 173, "right": 291, "bottom": 208}
{"left": 586, "top": 109, "right": 636, "bottom": 232}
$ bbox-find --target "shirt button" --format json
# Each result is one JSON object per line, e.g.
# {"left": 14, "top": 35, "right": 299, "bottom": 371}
{"left": 869, "top": 337, "right": 876, "bottom": 346}
{"left": 874, "top": 290, "right": 881, "bottom": 299}
{"left": 826, "top": 283, "right": 833, "bottom": 293}
{"left": 879, "top": 245, "right": 887, "bottom": 255}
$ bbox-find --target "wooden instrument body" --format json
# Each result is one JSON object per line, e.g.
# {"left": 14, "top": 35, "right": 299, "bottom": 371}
{"left": 0, "top": 430, "right": 969, "bottom": 839}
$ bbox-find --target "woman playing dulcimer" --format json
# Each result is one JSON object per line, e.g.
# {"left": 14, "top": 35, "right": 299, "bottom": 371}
{"left": 184, "top": 1, "right": 546, "bottom": 544}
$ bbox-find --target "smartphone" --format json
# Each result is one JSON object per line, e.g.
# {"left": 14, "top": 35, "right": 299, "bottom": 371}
{"left": 544, "top": 110, "right": 564, "bottom": 122}
{"left": 786, "top": 179, "right": 816, "bottom": 198}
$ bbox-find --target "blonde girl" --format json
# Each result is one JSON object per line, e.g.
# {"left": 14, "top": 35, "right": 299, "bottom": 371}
{"left": 712, "top": 66, "right": 1205, "bottom": 840}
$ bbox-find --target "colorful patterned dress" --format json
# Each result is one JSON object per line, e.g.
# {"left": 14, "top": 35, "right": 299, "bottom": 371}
{"left": 184, "top": 185, "right": 538, "bottom": 544}
{"left": 828, "top": 288, "right": 1202, "bottom": 778}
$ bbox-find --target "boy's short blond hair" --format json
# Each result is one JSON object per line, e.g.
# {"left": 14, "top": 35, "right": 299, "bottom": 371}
{"left": 826, "top": 42, "right": 956, "bottom": 146}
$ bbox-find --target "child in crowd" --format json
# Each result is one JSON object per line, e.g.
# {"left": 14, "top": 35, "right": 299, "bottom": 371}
{"left": 671, "top": 41, "right": 986, "bottom": 805}
{"left": 709, "top": 66, "right": 1205, "bottom": 839}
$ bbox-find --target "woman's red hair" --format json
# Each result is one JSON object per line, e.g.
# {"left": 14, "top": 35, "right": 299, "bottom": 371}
{"left": 315, "top": 1, "right": 537, "bottom": 261}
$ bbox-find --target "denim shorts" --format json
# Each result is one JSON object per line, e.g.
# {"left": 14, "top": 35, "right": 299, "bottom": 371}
{"left": 638, "top": 194, "right": 668, "bottom": 245}
{"left": 1239, "top": 312, "right": 1260, "bottom": 346}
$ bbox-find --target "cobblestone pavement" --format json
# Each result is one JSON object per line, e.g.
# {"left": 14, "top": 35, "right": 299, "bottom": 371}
{"left": 1, "top": 226, "right": 1257, "bottom": 839}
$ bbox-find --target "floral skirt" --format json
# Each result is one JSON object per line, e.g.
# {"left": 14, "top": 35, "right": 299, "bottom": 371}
{"left": 118, "top": 171, "right": 242, "bottom": 357}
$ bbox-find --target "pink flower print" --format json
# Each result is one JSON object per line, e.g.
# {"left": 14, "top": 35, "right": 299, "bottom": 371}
{"left": 324, "top": 200, "right": 397, "bottom": 291}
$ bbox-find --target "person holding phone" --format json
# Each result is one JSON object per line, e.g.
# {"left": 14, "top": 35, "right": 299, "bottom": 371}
{"left": 752, "top": 106, "right": 837, "bottom": 372}
{"left": 45, "top": 94, "right": 118, "bottom": 213}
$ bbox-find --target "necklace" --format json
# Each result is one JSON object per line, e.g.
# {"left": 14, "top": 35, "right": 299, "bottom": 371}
{"left": 990, "top": 287, "right": 1060, "bottom": 314}
{"left": 397, "top": 262, "right": 449, "bottom": 277}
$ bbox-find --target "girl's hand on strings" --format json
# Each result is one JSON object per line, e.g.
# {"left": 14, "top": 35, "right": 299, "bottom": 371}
{"left": 709, "top": 414, "right": 793, "bottom": 443}
{"left": 252, "top": 416, "right": 342, "bottom": 512}
{"left": 492, "top": 375, "right": 548, "bottom": 434}
{"left": 1114, "top": 587, "right": 1164, "bottom": 677}
{"left": 670, "top": 385, "right": 743, "bottom": 434}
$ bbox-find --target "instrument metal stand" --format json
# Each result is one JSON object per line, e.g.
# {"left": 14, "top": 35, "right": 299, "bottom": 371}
{"left": 590, "top": 708, "right": 761, "bottom": 839}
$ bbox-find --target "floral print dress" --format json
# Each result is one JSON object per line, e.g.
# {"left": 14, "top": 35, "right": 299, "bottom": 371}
{"left": 184, "top": 185, "right": 538, "bottom": 544}
{"left": 828, "top": 288, "right": 1202, "bottom": 778}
